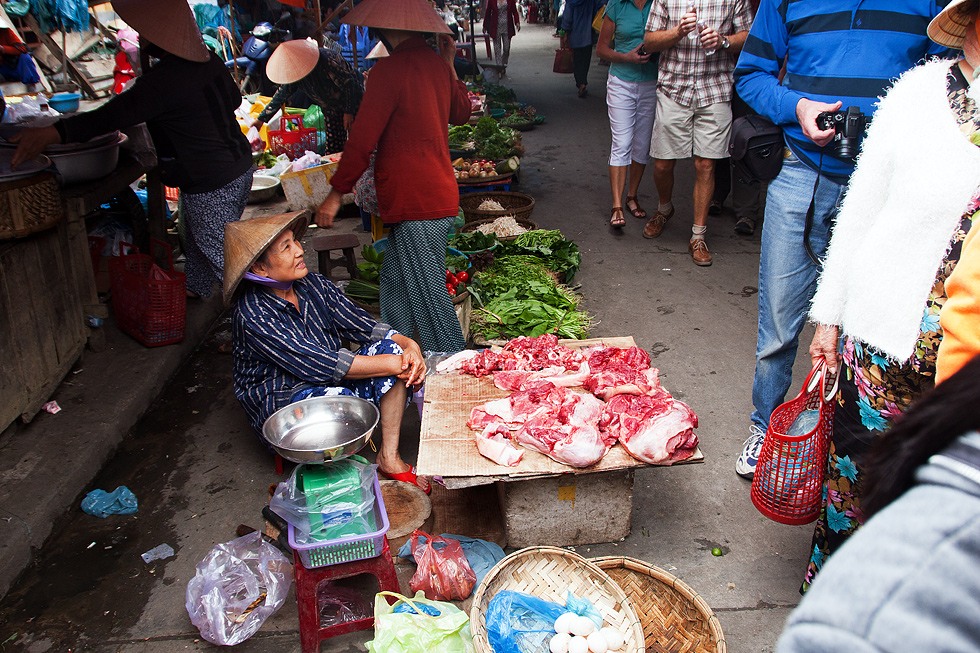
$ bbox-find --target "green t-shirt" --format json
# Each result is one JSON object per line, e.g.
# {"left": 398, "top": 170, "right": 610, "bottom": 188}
{"left": 604, "top": 0, "right": 658, "bottom": 83}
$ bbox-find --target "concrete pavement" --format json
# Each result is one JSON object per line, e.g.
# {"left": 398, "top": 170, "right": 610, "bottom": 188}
{"left": 0, "top": 24, "right": 819, "bottom": 652}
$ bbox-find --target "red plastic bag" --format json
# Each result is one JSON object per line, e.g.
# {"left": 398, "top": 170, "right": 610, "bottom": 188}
{"left": 408, "top": 530, "right": 477, "bottom": 601}
{"left": 553, "top": 47, "right": 574, "bottom": 74}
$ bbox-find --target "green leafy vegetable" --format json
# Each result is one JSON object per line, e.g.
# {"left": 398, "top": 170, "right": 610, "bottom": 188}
{"left": 356, "top": 245, "right": 384, "bottom": 282}
{"left": 345, "top": 279, "right": 380, "bottom": 305}
{"left": 497, "top": 230, "right": 582, "bottom": 281}
{"left": 448, "top": 231, "right": 499, "bottom": 253}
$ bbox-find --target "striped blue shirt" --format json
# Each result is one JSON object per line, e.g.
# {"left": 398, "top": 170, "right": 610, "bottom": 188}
{"left": 734, "top": 0, "right": 950, "bottom": 180}
{"left": 232, "top": 273, "right": 395, "bottom": 434}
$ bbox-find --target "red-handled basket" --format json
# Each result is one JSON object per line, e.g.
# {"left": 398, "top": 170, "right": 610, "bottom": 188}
{"left": 751, "top": 361, "right": 838, "bottom": 525}
{"left": 268, "top": 115, "right": 317, "bottom": 160}
{"left": 109, "top": 239, "right": 186, "bottom": 347}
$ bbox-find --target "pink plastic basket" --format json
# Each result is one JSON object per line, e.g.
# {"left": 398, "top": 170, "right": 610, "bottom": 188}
{"left": 288, "top": 474, "right": 390, "bottom": 568}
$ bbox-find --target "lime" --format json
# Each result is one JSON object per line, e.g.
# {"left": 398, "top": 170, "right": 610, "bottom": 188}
{"left": 711, "top": 547, "right": 723, "bottom": 557}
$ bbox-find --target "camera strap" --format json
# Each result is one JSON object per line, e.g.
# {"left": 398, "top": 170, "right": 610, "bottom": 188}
{"left": 802, "top": 154, "right": 824, "bottom": 269}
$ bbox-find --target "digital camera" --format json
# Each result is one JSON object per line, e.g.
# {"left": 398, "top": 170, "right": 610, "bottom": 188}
{"left": 815, "top": 106, "right": 867, "bottom": 158}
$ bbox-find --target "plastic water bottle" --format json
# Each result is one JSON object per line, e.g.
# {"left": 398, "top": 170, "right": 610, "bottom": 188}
{"left": 687, "top": 1, "right": 699, "bottom": 40}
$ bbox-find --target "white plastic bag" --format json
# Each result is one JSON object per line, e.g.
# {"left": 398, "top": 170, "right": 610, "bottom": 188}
{"left": 269, "top": 458, "right": 378, "bottom": 540}
{"left": 185, "top": 531, "right": 292, "bottom": 646}
{"left": 246, "top": 125, "right": 264, "bottom": 153}
{"left": 291, "top": 150, "right": 322, "bottom": 172}
{"left": 266, "top": 153, "right": 292, "bottom": 178}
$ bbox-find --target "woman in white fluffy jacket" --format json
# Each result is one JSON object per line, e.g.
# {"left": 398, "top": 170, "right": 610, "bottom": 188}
{"left": 800, "top": 0, "right": 980, "bottom": 592}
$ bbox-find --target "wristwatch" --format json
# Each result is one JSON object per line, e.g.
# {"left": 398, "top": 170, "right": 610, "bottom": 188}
{"left": 721, "top": 36, "right": 731, "bottom": 49}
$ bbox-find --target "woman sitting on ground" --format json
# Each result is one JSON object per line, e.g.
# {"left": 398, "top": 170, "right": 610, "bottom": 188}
{"left": 225, "top": 212, "right": 430, "bottom": 493}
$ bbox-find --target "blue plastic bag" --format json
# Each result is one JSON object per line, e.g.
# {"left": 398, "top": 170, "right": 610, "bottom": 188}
{"left": 486, "top": 590, "right": 565, "bottom": 653}
{"left": 81, "top": 486, "right": 138, "bottom": 518}
{"left": 564, "top": 591, "right": 603, "bottom": 628}
{"left": 397, "top": 533, "right": 506, "bottom": 586}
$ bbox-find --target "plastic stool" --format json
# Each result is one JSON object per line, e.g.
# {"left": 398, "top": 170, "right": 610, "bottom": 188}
{"left": 294, "top": 536, "right": 400, "bottom": 653}
{"left": 311, "top": 233, "right": 359, "bottom": 280}
{"left": 478, "top": 33, "right": 492, "bottom": 57}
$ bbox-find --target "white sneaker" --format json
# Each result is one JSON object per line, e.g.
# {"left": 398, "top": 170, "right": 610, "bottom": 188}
{"left": 735, "top": 424, "right": 766, "bottom": 480}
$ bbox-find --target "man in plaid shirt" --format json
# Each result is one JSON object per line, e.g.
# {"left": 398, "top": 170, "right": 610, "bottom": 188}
{"left": 642, "top": 0, "right": 753, "bottom": 266}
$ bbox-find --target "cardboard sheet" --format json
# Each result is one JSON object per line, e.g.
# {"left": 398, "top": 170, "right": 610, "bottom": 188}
{"left": 417, "top": 337, "right": 703, "bottom": 482}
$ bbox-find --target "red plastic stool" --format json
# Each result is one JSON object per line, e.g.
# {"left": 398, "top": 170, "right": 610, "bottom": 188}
{"left": 294, "top": 536, "right": 400, "bottom": 653}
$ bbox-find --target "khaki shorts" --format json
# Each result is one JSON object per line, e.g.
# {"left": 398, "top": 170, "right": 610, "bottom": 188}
{"left": 652, "top": 93, "right": 732, "bottom": 160}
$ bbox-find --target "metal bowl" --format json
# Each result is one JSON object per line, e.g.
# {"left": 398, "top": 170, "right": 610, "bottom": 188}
{"left": 261, "top": 395, "right": 379, "bottom": 464}
{"left": 45, "top": 132, "right": 129, "bottom": 184}
{"left": 248, "top": 174, "right": 280, "bottom": 204}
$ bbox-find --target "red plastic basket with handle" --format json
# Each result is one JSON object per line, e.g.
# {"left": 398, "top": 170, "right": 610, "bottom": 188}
{"left": 109, "top": 239, "right": 186, "bottom": 347}
{"left": 751, "top": 361, "right": 838, "bottom": 525}
{"left": 268, "top": 115, "right": 317, "bottom": 160}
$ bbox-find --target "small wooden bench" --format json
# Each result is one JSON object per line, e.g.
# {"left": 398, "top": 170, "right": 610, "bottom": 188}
{"left": 311, "top": 233, "right": 359, "bottom": 280}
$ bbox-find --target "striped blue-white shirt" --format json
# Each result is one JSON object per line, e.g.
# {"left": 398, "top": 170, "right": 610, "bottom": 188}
{"left": 734, "top": 0, "right": 951, "bottom": 180}
{"left": 232, "top": 273, "right": 395, "bottom": 435}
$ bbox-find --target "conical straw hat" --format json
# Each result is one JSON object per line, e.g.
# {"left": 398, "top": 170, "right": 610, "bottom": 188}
{"left": 342, "top": 0, "right": 452, "bottom": 35}
{"left": 927, "top": 0, "right": 976, "bottom": 48}
{"left": 267, "top": 38, "right": 320, "bottom": 85}
{"left": 366, "top": 41, "right": 389, "bottom": 60}
{"left": 112, "top": 0, "right": 210, "bottom": 62}
{"left": 223, "top": 211, "right": 310, "bottom": 306}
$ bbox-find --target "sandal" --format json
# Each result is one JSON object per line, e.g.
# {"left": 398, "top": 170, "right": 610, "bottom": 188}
{"left": 577, "top": 84, "right": 588, "bottom": 98}
{"left": 609, "top": 206, "right": 625, "bottom": 228}
{"left": 625, "top": 195, "right": 646, "bottom": 219}
{"left": 379, "top": 465, "right": 431, "bottom": 494}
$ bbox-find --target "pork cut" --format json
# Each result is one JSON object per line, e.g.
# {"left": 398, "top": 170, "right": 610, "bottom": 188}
{"left": 601, "top": 394, "right": 699, "bottom": 465}
{"left": 513, "top": 391, "right": 608, "bottom": 468}
{"left": 492, "top": 362, "right": 592, "bottom": 392}
{"left": 582, "top": 346, "right": 662, "bottom": 399}
{"left": 452, "top": 334, "right": 586, "bottom": 377}
{"left": 475, "top": 423, "right": 524, "bottom": 467}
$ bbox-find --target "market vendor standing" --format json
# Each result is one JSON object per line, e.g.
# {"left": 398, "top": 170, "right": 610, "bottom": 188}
{"left": 252, "top": 38, "right": 362, "bottom": 155}
{"left": 226, "top": 211, "right": 430, "bottom": 493}
{"left": 314, "top": 0, "right": 470, "bottom": 353}
{"left": 10, "top": 0, "right": 252, "bottom": 300}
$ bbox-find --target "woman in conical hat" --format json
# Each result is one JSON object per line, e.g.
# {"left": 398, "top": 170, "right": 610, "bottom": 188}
{"left": 12, "top": 0, "right": 252, "bottom": 300}
{"left": 312, "top": 0, "right": 469, "bottom": 354}
{"left": 225, "top": 212, "right": 430, "bottom": 493}
{"left": 252, "top": 38, "right": 362, "bottom": 156}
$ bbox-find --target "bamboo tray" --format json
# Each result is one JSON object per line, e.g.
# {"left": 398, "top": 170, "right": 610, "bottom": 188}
{"left": 470, "top": 546, "right": 645, "bottom": 653}
{"left": 592, "top": 556, "right": 726, "bottom": 653}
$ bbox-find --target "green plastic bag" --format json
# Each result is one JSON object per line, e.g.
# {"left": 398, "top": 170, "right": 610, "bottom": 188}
{"left": 366, "top": 591, "right": 475, "bottom": 653}
{"left": 303, "top": 105, "right": 328, "bottom": 154}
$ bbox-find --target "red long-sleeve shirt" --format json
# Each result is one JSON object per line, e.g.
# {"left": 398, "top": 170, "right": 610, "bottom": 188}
{"left": 329, "top": 37, "right": 471, "bottom": 224}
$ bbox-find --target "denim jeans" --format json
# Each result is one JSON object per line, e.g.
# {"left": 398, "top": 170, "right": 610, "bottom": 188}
{"left": 751, "top": 151, "right": 847, "bottom": 430}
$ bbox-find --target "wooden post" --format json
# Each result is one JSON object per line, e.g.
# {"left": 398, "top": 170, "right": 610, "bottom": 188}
{"left": 22, "top": 14, "right": 100, "bottom": 98}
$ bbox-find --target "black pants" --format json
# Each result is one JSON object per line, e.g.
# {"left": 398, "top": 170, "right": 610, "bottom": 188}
{"left": 572, "top": 46, "right": 592, "bottom": 87}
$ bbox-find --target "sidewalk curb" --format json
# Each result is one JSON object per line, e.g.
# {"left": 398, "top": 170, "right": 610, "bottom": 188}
{"left": 0, "top": 295, "right": 226, "bottom": 599}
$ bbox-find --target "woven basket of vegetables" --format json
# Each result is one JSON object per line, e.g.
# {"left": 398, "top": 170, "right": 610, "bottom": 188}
{"left": 459, "top": 191, "right": 535, "bottom": 223}
{"left": 461, "top": 216, "right": 538, "bottom": 241}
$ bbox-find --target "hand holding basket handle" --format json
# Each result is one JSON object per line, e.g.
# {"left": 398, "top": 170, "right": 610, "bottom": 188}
{"left": 751, "top": 360, "right": 838, "bottom": 525}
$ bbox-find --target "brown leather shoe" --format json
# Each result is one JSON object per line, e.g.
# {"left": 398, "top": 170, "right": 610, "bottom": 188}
{"left": 689, "top": 237, "right": 713, "bottom": 266}
{"left": 642, "top": 206, "right": 674, "bottom": 239}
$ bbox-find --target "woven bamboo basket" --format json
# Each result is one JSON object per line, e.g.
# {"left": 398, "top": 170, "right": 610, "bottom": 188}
{"left": 0, "top": 173, "right": 63, "bottom": 240}
{"left": 460, "top": 216, "right": 538, "bottom": 242}
{"left": 592, "top": 556, "right": 726, "bottom": 653}
{"left": 470, "top": 546, "right": 645, "bottom": 653}
{"left": 459, "top": 191, "right": 535, "bottom": 223}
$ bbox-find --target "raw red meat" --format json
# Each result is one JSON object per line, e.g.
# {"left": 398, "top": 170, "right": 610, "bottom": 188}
{"left": 601, "top": 394, "right": 699, "bottom": 465}
{"left": 514, "top": 392, "right": 608, "bottom": 468}
{"left": 475, "top": 423, "right": 524, "bottom": 466}
{"left": 455, "top": 334, "right": 586, "bottom": 377}
{"left": 582, "top": 346, "right": 661, "bottom": 400}
{"left": 492, "top": 363, "right": 592, "bottom": 392}
{"left": 467, "top": 379, "right": 567, "bottom": 431}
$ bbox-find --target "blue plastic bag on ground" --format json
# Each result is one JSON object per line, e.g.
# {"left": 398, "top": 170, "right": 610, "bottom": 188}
{"left": 486, "top": 590, "right": 565, "bottom": 653}
{"left": 81, "top": 486, "right": 138, "bottom": 518}
{"left": 397, "top": 533, "right": 506, "bottom": 586}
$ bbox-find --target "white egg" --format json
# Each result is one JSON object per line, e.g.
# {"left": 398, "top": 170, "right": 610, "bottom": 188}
{"left": 599, "top": 627, "right": 625, "bottom": 651}
{"left": 555, "top": 612, "right": 578, "bottom": 635}
{"left": 586, "top": 631, "right": 608, "bottom": 653}
{"left": 550, "top": 632, "right": 571, "bottom": 653}
{"left": 567, "top": 635, "right": 590, "bottom": 653}
{"left": 570, "top": 616, "right": 596, "bottom": 637}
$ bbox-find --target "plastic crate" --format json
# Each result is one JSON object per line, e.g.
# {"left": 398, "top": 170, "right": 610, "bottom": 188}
{"left": 164, "top": 186, "right": 179, "bottom": 202}
{"left": 268, "top": 114, "right": 317, "bottom": 160}
{"left": 458, "top": 180, "right": 513, "bottom": 195}
{"left": 288, "top": 473, "right": 390, "bottom": 568}
{"left": 108, "top": 239, "right": 186, "bottom": 347}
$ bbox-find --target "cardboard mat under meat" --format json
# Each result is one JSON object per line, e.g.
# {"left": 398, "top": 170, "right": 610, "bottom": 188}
{"left": 417, "top": 337, "right": 703, "bottom": 480}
